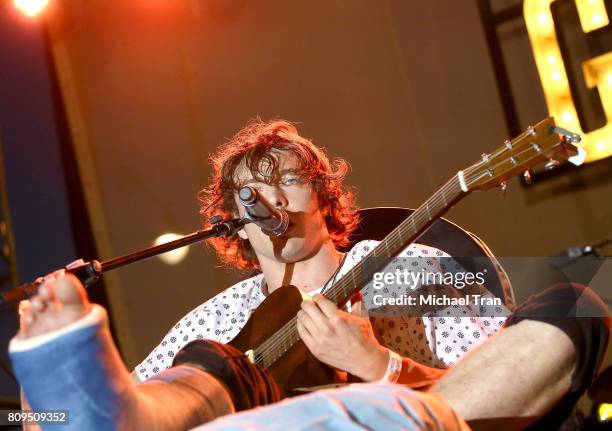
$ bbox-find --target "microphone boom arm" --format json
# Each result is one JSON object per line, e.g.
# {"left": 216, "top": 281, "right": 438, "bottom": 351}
{"left": 0, "top": 216, "right": 246, "bottom": 309}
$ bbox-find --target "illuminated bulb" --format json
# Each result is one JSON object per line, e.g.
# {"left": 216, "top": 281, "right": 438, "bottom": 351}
{"left": 14, "top": 0, "right": 49, "bottom": 16}
{"left": 552, "top": 71, "right": 562, "bottom": 81}
{"left": 537, "top": 12, "right": 549, "bottom": 25}
{"left": 547, "top": 55, "right": 557, "bottom": 65}
{"left": 607, "top": 73, "right": 612, "bottom": 86}
{"left": 154, "top": 233, "right": 189, "bottom": 265}
{"left": 592, "top": 14, "right": 603, "bottom": 25}
{"left": 599, "top": 403, "right": 612, "bottom": 422}
{"left": 561, "top": 111, "right": 573, "bottom": 122}
{"left": 596, "top": 141, "right": 606, "bottom": 151}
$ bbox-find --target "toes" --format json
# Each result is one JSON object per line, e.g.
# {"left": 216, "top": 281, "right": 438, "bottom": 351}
{"left": 22, "top": 310, "right": 35, "bottom": 326}
{"left": 38, "top": 285, "right": 53, "bottom": 300}
{"left": 54, "top": 274, "right": 89, "bottom": 308}
{"left": 30, "top": 296, "right": 47, "bottom": 313}
{"left": 17, "top": 311, "right": 35, "bottom": 339}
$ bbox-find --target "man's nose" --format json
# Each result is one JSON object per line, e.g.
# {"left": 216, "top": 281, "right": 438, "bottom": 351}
{"left": 263, "top": 185, "right": 288, "bottom": 209}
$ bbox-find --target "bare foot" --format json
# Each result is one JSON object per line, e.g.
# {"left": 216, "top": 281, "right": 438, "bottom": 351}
{"left": 18, "top": 272, "right": 92, "bottom": 339}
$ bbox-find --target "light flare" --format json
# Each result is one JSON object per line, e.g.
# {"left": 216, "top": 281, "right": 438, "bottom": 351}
{"left": 14, "top": 0, "right": 49, "bottom": 17}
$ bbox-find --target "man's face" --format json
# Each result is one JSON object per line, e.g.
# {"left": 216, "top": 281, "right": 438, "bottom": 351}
{"left": 233, "top": 150, "right": 331, "bottom": 265}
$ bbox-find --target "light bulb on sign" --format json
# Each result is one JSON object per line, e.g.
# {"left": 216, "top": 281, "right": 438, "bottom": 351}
{"left": 14, "top": 0, "right": 49, "bottom": 17}
{"left": 561, "top": 111, "right": 573, "bottom": 122}
{"left": 537, "top": 12, "right": 548, "bottom": 24}
{"left": 592, "top": 14, "right": 602, "bottom": 25}
{"left": 154, "top": 233, "right": 189, "bottom": 265}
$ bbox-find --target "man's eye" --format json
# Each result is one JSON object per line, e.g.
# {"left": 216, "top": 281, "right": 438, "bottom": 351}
{"left": 281, "top": 177, "right": 300, "bottom": 186}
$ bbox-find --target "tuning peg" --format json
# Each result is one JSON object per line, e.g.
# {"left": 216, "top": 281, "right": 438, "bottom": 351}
{"left": 551, "top": 126, "right": 581, "bottom": 143}
{"left": 499, "top": 181, "right": 508, "bottom": 196}
{"left": 523, "top": 170, "right": 532, "bottom": 185}
{"left": 544, "top": 158, "right": 560, "bottom": 170}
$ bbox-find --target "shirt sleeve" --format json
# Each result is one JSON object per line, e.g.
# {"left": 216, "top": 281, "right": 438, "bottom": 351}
{"left": 351, "top": 240, "right": 507, "bottom": 368}
{"left": 134, "top": 275, "right": 265, "bottom": 381}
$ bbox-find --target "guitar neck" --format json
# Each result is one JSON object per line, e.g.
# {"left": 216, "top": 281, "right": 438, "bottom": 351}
{"left": 325, "top": 174, "right": 467, "bottom": 307}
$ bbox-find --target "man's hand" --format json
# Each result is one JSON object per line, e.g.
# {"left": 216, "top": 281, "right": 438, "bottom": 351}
{"left": 296, "top": 294, "right": 389, "bottom": 381}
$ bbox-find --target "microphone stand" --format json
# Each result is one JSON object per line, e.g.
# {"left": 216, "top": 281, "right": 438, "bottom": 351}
{"left": 0, "top": 215, "right": 247, "bottom": 310}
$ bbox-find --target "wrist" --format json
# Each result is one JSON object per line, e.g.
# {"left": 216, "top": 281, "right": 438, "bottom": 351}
{"left": 360, "top": 346, "right": 391, "bottom": 382}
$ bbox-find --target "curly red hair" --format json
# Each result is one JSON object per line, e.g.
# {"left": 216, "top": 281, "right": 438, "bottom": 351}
{"left": 199, "top": 118, "right": 360, "bottom": 270}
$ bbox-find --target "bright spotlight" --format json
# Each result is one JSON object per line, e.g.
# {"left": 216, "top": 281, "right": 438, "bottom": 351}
{"left": 154, "top": 233, "right": 189, "bottom": 265}
{"left": 14, "top": 0, "right": 50, "bottom": 17}
{"left": 598, "top": 403, "right": 612, "bottom": 422}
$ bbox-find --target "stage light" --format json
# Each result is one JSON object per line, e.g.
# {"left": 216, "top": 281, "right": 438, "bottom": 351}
{"left": 154, "top": 233, "right": 189, "bottom": 265}
{"left": 598, "top": 403, "right": 612, "bottom": 422}
{"left": 13, "top": 0, "right": 49, "bottom": 17}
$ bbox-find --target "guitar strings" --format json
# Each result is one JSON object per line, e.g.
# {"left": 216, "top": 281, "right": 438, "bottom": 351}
{"left": 252, "top": 141, "right": 541, "bottom": 366}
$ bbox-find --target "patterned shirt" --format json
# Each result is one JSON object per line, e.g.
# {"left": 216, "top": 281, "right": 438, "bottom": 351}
{"left": 135, "top": 240, "right": 507, "bottom": 380}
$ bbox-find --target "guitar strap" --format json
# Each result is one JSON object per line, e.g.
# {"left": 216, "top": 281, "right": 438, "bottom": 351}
{"left": 321, "top": 251, "right": 357, "bottom": 312}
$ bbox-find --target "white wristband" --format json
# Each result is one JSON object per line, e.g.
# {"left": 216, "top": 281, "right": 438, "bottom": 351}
{"left": 380, "top": 349, "right": 402, "bottom": 383}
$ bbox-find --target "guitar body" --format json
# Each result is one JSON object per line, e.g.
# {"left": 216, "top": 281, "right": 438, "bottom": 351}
{"left": 228, "top": 285, "right": 340, "bottom": 395}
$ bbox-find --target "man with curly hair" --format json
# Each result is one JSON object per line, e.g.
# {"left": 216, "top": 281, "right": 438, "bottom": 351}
{"left": 10, "top": 119, "right": 610, "bottom": 430}
{"left": 133, "top": 118, "right": 495, "bottom": 390}
{"left": 201, "top": 118, "right": 360, "bottom": 271}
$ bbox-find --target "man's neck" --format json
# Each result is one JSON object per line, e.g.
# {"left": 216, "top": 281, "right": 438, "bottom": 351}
{"left": 259, "top": 242, "right": 343, "bottom": 295}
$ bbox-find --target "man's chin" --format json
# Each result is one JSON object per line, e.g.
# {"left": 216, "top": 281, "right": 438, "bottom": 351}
{"left": 273, "top": 240, "right": 312, "bottom": 262}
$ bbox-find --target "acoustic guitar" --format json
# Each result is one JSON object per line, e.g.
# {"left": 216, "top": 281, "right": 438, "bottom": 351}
{"left": 228, "top": 117, "right": 580, "bottom": 395}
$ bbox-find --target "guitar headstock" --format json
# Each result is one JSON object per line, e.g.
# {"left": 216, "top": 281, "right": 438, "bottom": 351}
{"left": 465, "top": 117, "right": 579, "bottom": 191}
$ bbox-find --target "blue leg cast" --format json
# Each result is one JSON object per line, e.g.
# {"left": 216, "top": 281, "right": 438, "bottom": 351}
{"left": 9, "top": 305, "right": 132, "bottom": 431}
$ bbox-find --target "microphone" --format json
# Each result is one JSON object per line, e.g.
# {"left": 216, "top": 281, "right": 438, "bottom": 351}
{"left": 238, "top": 186, "right": 290, "bottom": 237}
